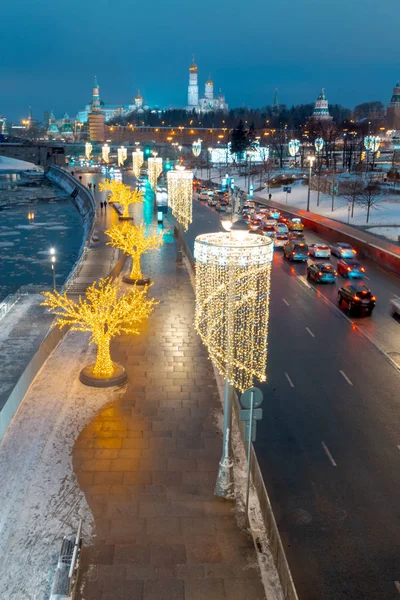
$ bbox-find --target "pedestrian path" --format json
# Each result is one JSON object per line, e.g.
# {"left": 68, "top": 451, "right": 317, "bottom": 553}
{"left": 74, "top": 231, "right": 266, "bottom": 599}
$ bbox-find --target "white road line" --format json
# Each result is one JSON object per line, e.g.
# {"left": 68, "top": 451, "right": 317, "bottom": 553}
{"left": 397, "top": 445, "right": 400, "bottom": 452}
{"left": 394, "top": 294, "right": 400, "bottom": 301}
{"left": 306, "top": 327, "right": 315, "bottom": 338}
{"left": 321, "top": 441, "right": 337, "bottom": 467}
{"left": 364, "top": 275, "right": 370, "bottom": 280}
{"left": 284, "top": 372, "right": 295, "bottom": 388}
{"left": 339, "top": 370, "right": 353, "bottom": 386}
{"left": 394, "top": 581, "right": 400, "bottom": 593}
{"left": 282, "top": 298, "right": 289, "bottom": 306}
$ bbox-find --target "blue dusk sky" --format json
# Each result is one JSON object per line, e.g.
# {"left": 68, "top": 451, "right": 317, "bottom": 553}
{"left": 0, "top": 0, "right": 398, "bottom": 121}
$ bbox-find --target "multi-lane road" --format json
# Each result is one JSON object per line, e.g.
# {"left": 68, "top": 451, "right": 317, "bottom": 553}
{"left": 186, "top": 194, "right": 400, "bottom": 600}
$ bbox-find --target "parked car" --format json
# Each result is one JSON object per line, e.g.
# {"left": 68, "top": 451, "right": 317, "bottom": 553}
{"left": 307, "top": 262, "right": 337, "bottom": 283}
{"left": 283, "top": 241, "right": 309, "bottom": 261}
{"left": 331, "top": 242, "right": 357, "bottom": 258}
{"left": 308, "top": 243, "right": 331, "bottom": 259}
{"left": 337, "top": 259, "right": 366, "bottom": 278}
{"left": 288, "top": 218, "right": 304, "bottom": 231}
{"left": 338, "top": 282, "right": 376, "bottom": 315}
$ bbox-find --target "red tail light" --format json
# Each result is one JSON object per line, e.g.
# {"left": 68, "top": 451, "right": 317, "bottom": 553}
{"left": 307, "top": 252, "right": 310, "bottom": 256}
{"left": 292, "top": 251, "right": 295, "bottom": 255}
{"left": 354, "top": 295, "right": 361, "bottom": 301}
{"left": 347, "top": 266, "right": 351, "bottom": 271}
{"left": 371, "top": 296, "right": 376, "bottom": 301}
{"left": 318, "top": 272, "right": 323, "bottom": 276}
{"left": 361, "top": 267, "right": 365, "bottom": 272}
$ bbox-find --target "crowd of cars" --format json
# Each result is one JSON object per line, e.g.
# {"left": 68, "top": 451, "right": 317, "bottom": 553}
{"left": 198, "top": 188, "right": 231, "bottom": 212}
{"left": 241, "top": 202, "right": 376, "bottom": 317}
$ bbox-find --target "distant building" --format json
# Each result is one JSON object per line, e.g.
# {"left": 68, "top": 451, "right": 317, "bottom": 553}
{"left": 311, "top": 88, "right": 333, "bottom": 121}
{"left": 88, "top": 77, "right": 105, "bottom": 142}
{"left": 186, "top": 57, "right": 228, "bottom": 113}
{"left": 47, "top": 111, "right": 60, "bottom": 138}
{"left": 386, "top": 82, "right": 400, "bottom": 130}
{"left": 60, "top": 113, "right": 74, "bottom": 138}
{"left": 76, "top": 78, "right": 147, "bottom": 124}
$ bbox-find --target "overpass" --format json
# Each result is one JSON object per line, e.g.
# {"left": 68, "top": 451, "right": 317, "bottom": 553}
{"left": 0, "top": 141, "right": 66, "bottom": 167}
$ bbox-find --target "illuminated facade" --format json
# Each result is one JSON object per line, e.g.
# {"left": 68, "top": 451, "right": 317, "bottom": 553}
{"left": 210, "top": 142, "right": 269, "bottom": 164}
{"left": 312, "top": 89, "right": 333, "bottom": 121}
{"left": 387, "top": 82, "right": 400, "bottom": 130}
{"left": 76, "top": 78, "right": 148, "bottom": 124}
{"left": 186, "top": 58, "right": 228, "bottom": 113}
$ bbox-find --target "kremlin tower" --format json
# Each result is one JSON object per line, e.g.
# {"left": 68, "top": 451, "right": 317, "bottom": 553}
{"left": 311, "top": 89, "right": 333, "bottom": 121}
{"left": 386, "top": 82, "right": 400, "bottom": 130}
{"left": 88, "top": 75, "right": 105, "bottom": 141}
{"left": 47, "top": 111, "right": 60, "bottom": 138}
{"left": 186, "top": 57, "right": 228, "bottom": 113}
{"left": 187, "top": 56, "right": 199, "bottom": 110}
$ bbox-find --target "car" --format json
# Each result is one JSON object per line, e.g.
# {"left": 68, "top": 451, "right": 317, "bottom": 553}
{"left": 337, "top": 259, "right": 366, "bottom": 278}
{"left": 309, "top": 243, "right": 331, "bottom": 258}
{"left": 288, "top": 218, "right": 304, "bottom": 231}
{"left": 262, "top": 225, "right": 276, "bottom": 238}
{"left": 274, "top": 234, "right": 289, "bottom": 248}
{"left": 283, "top": 241, "right": 309, "bottom": 261}
{"left": 249, "top": 218, "right": 264, "bottom": 231}
{"left": 263, "top": 218, "right": 276, "bottom": 227}
{"left": 269, "top": 209, "right": 281, "bottom": 219}
{"left": 331, "top": 242, "right": 357, "bottom": 258}
{"left": 288, "top": 231, "right": 306, "bottom": 241}
{"left": 337, "top": 282, "right": 376, "bottom": 315}
{"left": 277, "top": 216, "right": 290, "bottom": 225}
{"left": 198, "top": 190, "right": 209, "bottom": 201}
{"left": 216, "top": 202, "right": 227, "bottom": 212}
{"left": 390, "top": 297, "right": 400, "bottom": 317}
{"left": 307, "top": 262, "right": 337, "bottom": 283}
{"left": 275, "top": 223, "right": 289, "bottom": 234}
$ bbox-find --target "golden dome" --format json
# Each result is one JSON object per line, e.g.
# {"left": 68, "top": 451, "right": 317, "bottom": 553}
{"left": 189, "top": 55, "right": 198, "bottom": 72}
{"left": 206, "top": 79, "right": 213, "bottom": 85}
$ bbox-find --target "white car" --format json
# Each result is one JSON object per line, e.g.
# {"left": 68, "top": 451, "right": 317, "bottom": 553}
{"left": 309, "top": 243, "right": 331, "bottom": 258}
{"left": 331, "top": 242, "right": 357, "bottom": 258}
{"left": 199, "top": 190, "right": 209, "bottom": 201}
{"left": 274, "top": 234, "right": 288, "bottom": 248}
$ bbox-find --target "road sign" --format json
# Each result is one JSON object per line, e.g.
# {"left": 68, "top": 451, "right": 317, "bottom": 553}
{"left": 287, "top": 187, "right": 292, "bottom": 193}
{"left": 240, "top": 387, "right": 263, "bottom": 409}
{"left": 240, "top": 408, "right": 263, "bottom": 421}
{"left": 283, "top": 186, "right": 288, "bottom": 192}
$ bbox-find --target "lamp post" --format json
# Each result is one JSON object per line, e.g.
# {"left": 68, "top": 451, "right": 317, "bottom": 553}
{"left": 194, "top": 223, "right": 273, "bottom": 498}
{"left": 207, "top": 147, "right": 212, "bottom": 181}
{"left": 50, "top": 247, "right": 56, "bottom": 290}
{"left": 306, "top": 155, "right": 315, "bottom": 212}
{"left": 314, "top": 138, "right": 324, "bottom": 207}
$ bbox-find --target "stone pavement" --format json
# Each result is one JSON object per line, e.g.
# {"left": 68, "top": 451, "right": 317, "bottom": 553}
{"left": 74, "top": 234, "right": 266, "bottom": 599}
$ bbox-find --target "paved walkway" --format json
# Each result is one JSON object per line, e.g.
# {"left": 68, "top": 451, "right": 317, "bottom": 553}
{"left": 74, "top": 231, "right": 266, "bottom": 599}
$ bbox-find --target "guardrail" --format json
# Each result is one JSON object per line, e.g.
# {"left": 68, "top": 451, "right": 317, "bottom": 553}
{"left": 49, "top": 519, "right": 82, "bottom": 600}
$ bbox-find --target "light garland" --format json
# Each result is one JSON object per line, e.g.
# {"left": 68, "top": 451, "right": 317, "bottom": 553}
{"left": 210, "top": 142, "right": 269, "bottom": 164}
{"left": 106, "top": 222, "right": 164, "bottom": 280}
{"left": 102, "top": 143, "right": 110, "bottom": 163}
{"left": 148, "top": 155, "right": 163, "bottom": 190}
{"left": 364, "top": 135, "right": 380, "bottom": 153}
{"left": 194, "top": 232, "right": 273, "bottom": 392}
{"left": 314, "top": 138, "right": 324, "bottom": 153}
{"left": 41, "top": 277, "right": 157, "bottom": 377}
{"left": 288, "top": 139, "right": 300, "bottom": 157}
{"left": 117, "top": 146, "right": 128, "bottom": 166}
{"left": 167, "top": 166, "right": 193, "bottom": 231}
{"left": 132, "top": 149, "right": 144, "bottom": 178}
{"left": 99, "top": 180, "right": 143, "bottom": 217}
{"left": 192, "top": 138, "right": 202, "bottom": 157}
{"left": 85, "top": 142, "right": 92, "bottom": 160}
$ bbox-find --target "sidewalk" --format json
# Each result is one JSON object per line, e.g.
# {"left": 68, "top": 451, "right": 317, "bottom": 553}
{"left": 74, "top": 234, "right": 266, "bottom": 599}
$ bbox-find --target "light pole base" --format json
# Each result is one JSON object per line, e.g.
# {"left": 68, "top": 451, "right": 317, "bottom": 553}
{"left": 215, "top": 456, "right": 234, "bottom": 499}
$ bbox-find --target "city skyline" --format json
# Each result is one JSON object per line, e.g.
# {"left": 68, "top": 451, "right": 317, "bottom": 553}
{"left": 1, "top": 0, "right": 398, "bottom": 120}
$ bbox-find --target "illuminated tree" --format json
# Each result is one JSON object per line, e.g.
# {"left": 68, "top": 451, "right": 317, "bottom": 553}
{"left": 106, "top": 222, "right": 164, "bottom": 282}
{"left": 99, "top": 180, "right": 144, "bottom": 218}
{"left": 41, "top": 278, "right": 157, "bottom": 383}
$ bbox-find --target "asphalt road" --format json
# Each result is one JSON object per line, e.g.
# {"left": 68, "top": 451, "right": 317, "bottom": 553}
{"left": 188, "top": 195, "right": 400, "bottom": 600}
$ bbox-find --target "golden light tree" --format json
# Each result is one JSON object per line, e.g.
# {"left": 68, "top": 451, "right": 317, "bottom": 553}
{"left": 106, "top": 222, "right": 164, "bottom": 283}
{"left": 99, "top": 180, "right": 144, "bottom": 218}
{"left": 41, "top": 278, "right": 157, "bottom": 386}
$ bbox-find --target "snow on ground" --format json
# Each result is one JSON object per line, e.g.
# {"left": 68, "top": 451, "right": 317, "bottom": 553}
{"left": 0, "top": 156, "right": 40, "bottom": 171}
{"left": 0, "top": 330, "right": 124, "bottom": 600}
{"left": 365, "top": 226, "right": 400, "bottom": 242}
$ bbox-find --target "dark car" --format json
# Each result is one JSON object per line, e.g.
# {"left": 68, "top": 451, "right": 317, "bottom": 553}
{"left": 307, "top": 262, "right": 337, "bottom": 283}
{"left": 288, "top": 231, "right": 306, "bottom": 241}
{"left": 338, "top": 282, "right": 376, "bottom": 315}
{"left": 283, "top": 241, "right": 309, "bottom": 261}
{"left": 337, "top": 259, "right": 366, "bottom": 278}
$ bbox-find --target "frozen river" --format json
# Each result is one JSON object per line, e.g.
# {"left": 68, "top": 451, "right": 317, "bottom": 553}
{"left": 0, "top": 172, "right": 84, "bottom": 301}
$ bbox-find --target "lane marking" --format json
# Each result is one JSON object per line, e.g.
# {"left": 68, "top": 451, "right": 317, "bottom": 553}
{"left": 394, "top": 294, "right": 400, "bottom": 301}
{"left": 282, "top": 298, "right": 290, "bottom": 306}
{"left": 394, "top": 581, "right": 400, "bottom": 593}
{"left": 339, "top": 370, "right": 353, "bottom": 386}
{"left": 306, "top": 327, "right": 315, "bottom": 338}
{"left": 321, "top": 441, "right": 337, "bottom": 467}
{"left": 284, "top": 372, "right": 295, "bottom": 388}
{"left": 364, "top": 275, "right": 370, "bottom": 280}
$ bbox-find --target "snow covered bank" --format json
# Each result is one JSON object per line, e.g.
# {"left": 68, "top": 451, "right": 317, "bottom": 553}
{"left": 0, "top": 156, "right": 39, "bottom": 171}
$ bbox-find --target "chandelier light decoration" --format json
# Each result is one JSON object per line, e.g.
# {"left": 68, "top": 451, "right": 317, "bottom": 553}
{"left": 102, "top": 143, "right": 110, "bottom": 163}
{"left": 117, "top": 146, "right": 128, "bottom": 166}
{"left": 314, "top": 138, "right": 324, "bottom": 153}
{"left": 167, "top": 166, "right": 193, "bottom": 231}
{"left": 192, "top": 138, "right": 202, "bottom": 157}
{"left": 288, "top": 139, "right": 300, "bottom": 158}
{"left": 194, "top": 232, "right": 273, "bottom": 392}
{"left": 148, "top": 153, "right": 163, "bottom": 190}
{"left": 85, "top": 142, "right": 92, "bottom": 160}
{"left": 132, "top": 149, "right": 144, "bottom": 178}
{"left": 364, "top": 135, "right": 380, "bottom": 153}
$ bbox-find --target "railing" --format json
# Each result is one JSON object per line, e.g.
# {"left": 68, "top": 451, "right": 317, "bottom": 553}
{"left": 49, "top": 519, "right": 82, "bottom": 600}
{"left": 0, "top": 291, "right": 24, "bottom": 323}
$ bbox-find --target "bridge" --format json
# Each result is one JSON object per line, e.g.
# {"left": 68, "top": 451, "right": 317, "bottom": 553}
{"left": 0, "top": 141, "right": 66, "bottom": 167}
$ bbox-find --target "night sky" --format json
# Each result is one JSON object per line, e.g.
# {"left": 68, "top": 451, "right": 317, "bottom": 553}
{"left": 1, "top": 0, "right": 398, "bottom": 120}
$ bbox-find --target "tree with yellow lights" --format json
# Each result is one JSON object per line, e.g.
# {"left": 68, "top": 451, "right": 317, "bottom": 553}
{"left": 106, "top": 223, "right": 164, "bottom": 283}
{"left": 99, "top": 180, "right": 144, "bottom": 218}
{"left": 41, "top": 278, "right": 157, "bottom": 384}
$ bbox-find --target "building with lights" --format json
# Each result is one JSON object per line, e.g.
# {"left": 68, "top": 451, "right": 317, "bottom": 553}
{"left": 47, "top": 112, "right": 60, "bottom": 138}
{"left": 386, "top": 82, "right": 400, "bottom": 130}
{"left": 311, "top": 89, "right": 333, "bottom": 121}
{"left": 186, "top": 57, "right": 228, "bottom": 113}
{"left": 87, "top": 77, "right": 105, "bottom": 142}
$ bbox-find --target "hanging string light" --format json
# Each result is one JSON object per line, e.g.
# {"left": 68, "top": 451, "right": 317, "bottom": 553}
{"left": 314, "top": 138, "right": 324, "bottom": 153}
{"left": 85, "top": 142, "right": 92, "bottom": 160}
{"left": 148, "top": 153, "right": 163, "bottom": 190}
{"left": 132, "top": 149, "right": 144, "bottom": 178}
{"left": 102, "top": 143, "right": 110, "bottom": 163}
{"left": 167, "top": 165, "right": 193, "bottom": 231}
{"left": 192, "top": 138, "right": 202, "bottom": 157}
{"left": 194, "top": 232, "right": 273, "bottom": 392}
{"left": 288, "top": 139, "right": 300, "bottom": 158}
{"left": 117, "top": 146, "right": 128, "bottom": 166}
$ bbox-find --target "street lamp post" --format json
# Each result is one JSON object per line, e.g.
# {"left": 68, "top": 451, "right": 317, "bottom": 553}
{"left": 307, "top": 155, "right": 315, "bottom": 212}
{"left": 194, "top": 222, "right": 273, "bottom": 498}
{"left": 50, "top": 247, "right": 56, "bottom": 289}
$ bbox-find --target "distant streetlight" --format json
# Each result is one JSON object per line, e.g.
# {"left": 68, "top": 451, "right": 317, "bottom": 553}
{"left": 50, "top": 247, "right": 56, "bottom": 289}
{"left": 307, "top": 155, "right": 316, "bottom": 212}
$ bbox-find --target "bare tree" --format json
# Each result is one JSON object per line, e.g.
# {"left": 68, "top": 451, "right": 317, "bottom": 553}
{"left": 341, "top": 173, "right": 364, "bottom": 217}
{"left": 270, "top": 129, "right": 286, "bottom": 169}
{"left": 357, "top": 177, "right": 381, "bottom": 223}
